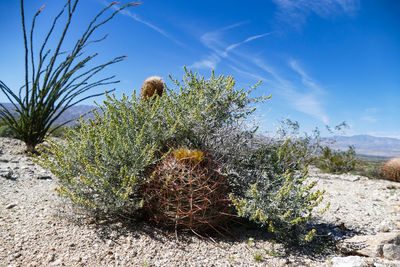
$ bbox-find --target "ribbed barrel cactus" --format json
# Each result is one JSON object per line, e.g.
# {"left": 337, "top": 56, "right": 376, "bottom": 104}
{"left": 142, "top": 149, "right": 232, "bottom": 232}
{"left": 140, "top": 76, "right": 165, "bottom": 99}
{"left": 381, "top": 158, "right": 400, "bottom": 182}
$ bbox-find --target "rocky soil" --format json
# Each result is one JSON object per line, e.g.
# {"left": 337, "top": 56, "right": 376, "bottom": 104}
{"left": 1, "top": 137, "right": 400, "bottom": 266}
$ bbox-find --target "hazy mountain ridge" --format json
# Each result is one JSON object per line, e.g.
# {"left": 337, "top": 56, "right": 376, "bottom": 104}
{"left": 0, "top": 103, "right": 97, "bottom": 126}
{"left": 326, "top": 135, "right": 400, "bottom": 158}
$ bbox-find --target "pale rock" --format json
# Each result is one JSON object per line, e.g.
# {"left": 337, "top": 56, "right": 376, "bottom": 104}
{"left": 0, "top": 167, "right": 13, "bottom": 178}
{"left": 50, "top": 258, "right": 63, "bottom": 266}
{"left": 331, "top": 256, "right": 365, "bottom": 267}
{"left": 382, "top": 244, "right": 400, "bottom": 260}
{"left": 377, "top": 220, "right": 394, "bottom": 233}
{"left": 339, "top": 232, "right": 400, "bottom": 259}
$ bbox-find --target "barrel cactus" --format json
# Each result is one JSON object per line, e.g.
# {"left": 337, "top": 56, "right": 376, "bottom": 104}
{"left": 140, "top": 76, "right": 165, "bottom": 99}
{"left": 381, "top": 158, "right": 400, "bottom": 182}
{"left": 142, "top": 149, "right": 232, "bottom": 232}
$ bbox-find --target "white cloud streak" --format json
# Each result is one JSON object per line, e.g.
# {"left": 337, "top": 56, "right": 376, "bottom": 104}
{"left": 192, "top": 23, "right": 329, "bottom": 124}
{"left": 191, "top": 22, "right": 271, "bottom": 69}
{"left": 362, "top": 116, "right": 378, "bottom": 123}
{"left": 108, "top": 2, "right": 185, "bottom": 47}
{"left": 222, "top": 33, "right": 272, "bottom": 57}
{"left": 272, "top": 0, "right": 360, "bottom": 29}
{"left": 250, "top": 58, "right": 329, "bottom": 124}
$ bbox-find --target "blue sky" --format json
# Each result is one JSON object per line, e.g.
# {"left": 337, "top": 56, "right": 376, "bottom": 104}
{"left": 0, "top": 0, "right": 399, "bottom": 137}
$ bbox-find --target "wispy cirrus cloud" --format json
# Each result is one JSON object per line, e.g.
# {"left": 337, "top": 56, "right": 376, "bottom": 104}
{"left": 272, "top": 0, "right": 360, "bottom": 29}
{"left": 362, "top": 116, "right": 378, "bottom": 123}
{"left": 221, "top": 33, "right": 272, "bottom": 57}
{"left": 107, "top": 2, "right": 185, "bottom": 47}
{"left": 191, "top": 22, "right": 328, "bottom": 124}
{"left": 191, "top": 22, "right": 272, "bottom": 69}
{"left": 250, "top": 58, "right": 329, "bottom": 124}
{"left": 191, "top": 54, "right": 220, "bottom": 69}
{"left": 361, "top": 107, "right": 379, "bottom": 123}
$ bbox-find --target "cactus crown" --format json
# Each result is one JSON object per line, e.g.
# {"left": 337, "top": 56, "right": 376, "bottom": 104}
{"left": 173, "top": 148, "right": 204, "bottom": 164}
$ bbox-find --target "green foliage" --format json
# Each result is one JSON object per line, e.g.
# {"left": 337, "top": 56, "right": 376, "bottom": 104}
{"left": 253, "top": 252, "right": 263, "bottom": 262}
{"left": 36, "top": 93, "right": 169, "bottom": 215}
{"left": 354, "top": 156, "right": 385, "bottom": 179}
{"left": 267, "top": 120, "right": 321, "bottom": 171}
{"left": 48, "top": 126, "right": 69, "bottom": 138}
{"left": 230, "top": 167, "right": 326, "bottom": 243}
{"left": 0, "top": 120, "right": 16, "bottom": 138}
{"left": 0, "top": 0, "right": 136, "bottom": 152}
{"left": 316, "top": 146, "right": 357, "bottom": 174}
{"left": 36, "top": 68, "right": 326, "bottom": 242}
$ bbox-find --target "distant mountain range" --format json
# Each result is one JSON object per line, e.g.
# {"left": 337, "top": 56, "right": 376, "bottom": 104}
{"left": 0, "top": 103, "right": 97, "bottom": 126}
{"left": 325, "top": 135, "right": 400, "bottom": 158}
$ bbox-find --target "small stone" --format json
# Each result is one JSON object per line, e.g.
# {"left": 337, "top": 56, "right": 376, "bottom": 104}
{"left": 348, "top": 176, "right": 360, "bottom": 182}
{"left": 377, "top": 220, "right": 393, "bottom": 233}
{"left": 14, "top": 253, "right": 22, "bottom": 259}
{"left": 50, "top": 259, "right": 63, "bottom": 266}
{"left": 46, "top": 253, "right": 56, "bottom": 263}
{"left": 382, "top": 244, "right": 400, "bottom": 260}
{"left": 36, "top": 172, "right": 52, "bottom": 180}
{"left": 6, "top": 204, "right": 17, "bottom": 209}
{"left": 0, "top": 167, "right": 13, "bottom": 178}
{"left": 331, "top": 256, "right": 365, "bottom": 267}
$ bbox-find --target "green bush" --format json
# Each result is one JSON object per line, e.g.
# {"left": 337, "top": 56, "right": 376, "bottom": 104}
{"left": 316, "top": 146, "right": 357, "bottom": 174}
{"left": 36, "top": 68, "right": 326, "bottom": 242}
{"left": 267, "top": 119, "right": 321, "bottom": 171}
{"left": 354, "top": 157, "right": 384, "bottom": 179}
{"left": 0, "top": 124, "right": 16, "bottom": 138}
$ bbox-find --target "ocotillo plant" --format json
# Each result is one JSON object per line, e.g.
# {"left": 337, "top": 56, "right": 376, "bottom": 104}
{"left": 0, "top": 0, "right": 139, "bottom": 153}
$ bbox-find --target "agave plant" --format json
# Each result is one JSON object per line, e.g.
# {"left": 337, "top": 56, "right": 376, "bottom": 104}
{"left": 0, "top": 0, "right": 139, "bottom": 153}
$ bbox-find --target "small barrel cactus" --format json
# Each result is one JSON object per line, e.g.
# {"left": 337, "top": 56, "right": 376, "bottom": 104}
{"left": 381, "top": 158, "right": 400, "bottom": 182}
{"left": 140, "top": 76, "right": 165, "bottom": 99}
{"left": 142, "top": 149, "right": 232, "bottom": 233}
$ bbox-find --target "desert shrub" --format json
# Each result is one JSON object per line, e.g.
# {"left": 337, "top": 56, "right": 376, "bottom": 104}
{"left": 226, "top": 143, "right": 327, "bottom": 242}
{"left": 36, "top": 68, "right": 326, "bottom": 241}
{"left": 0, "top": 123, "right": 16, "bottom": 138}
{"left": 36, "top": 93, "right": 172, "bottom": 215}
{"left": 316, "top": 146, "right": 357, "bottom": 174}
{"left": 354, "top": 157, "right": 385, "bottom": 179}
{"left": 381, "top": 158, "right": 400, "bottom": 182}
{"left": 266, "top": 120, "right": 322, "bottom": 171}
{"left": 47, "top": 126, "right": 69, "bottom": 138}
{"left": 142, "top": 149, "right": 232, "bottom": 232}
